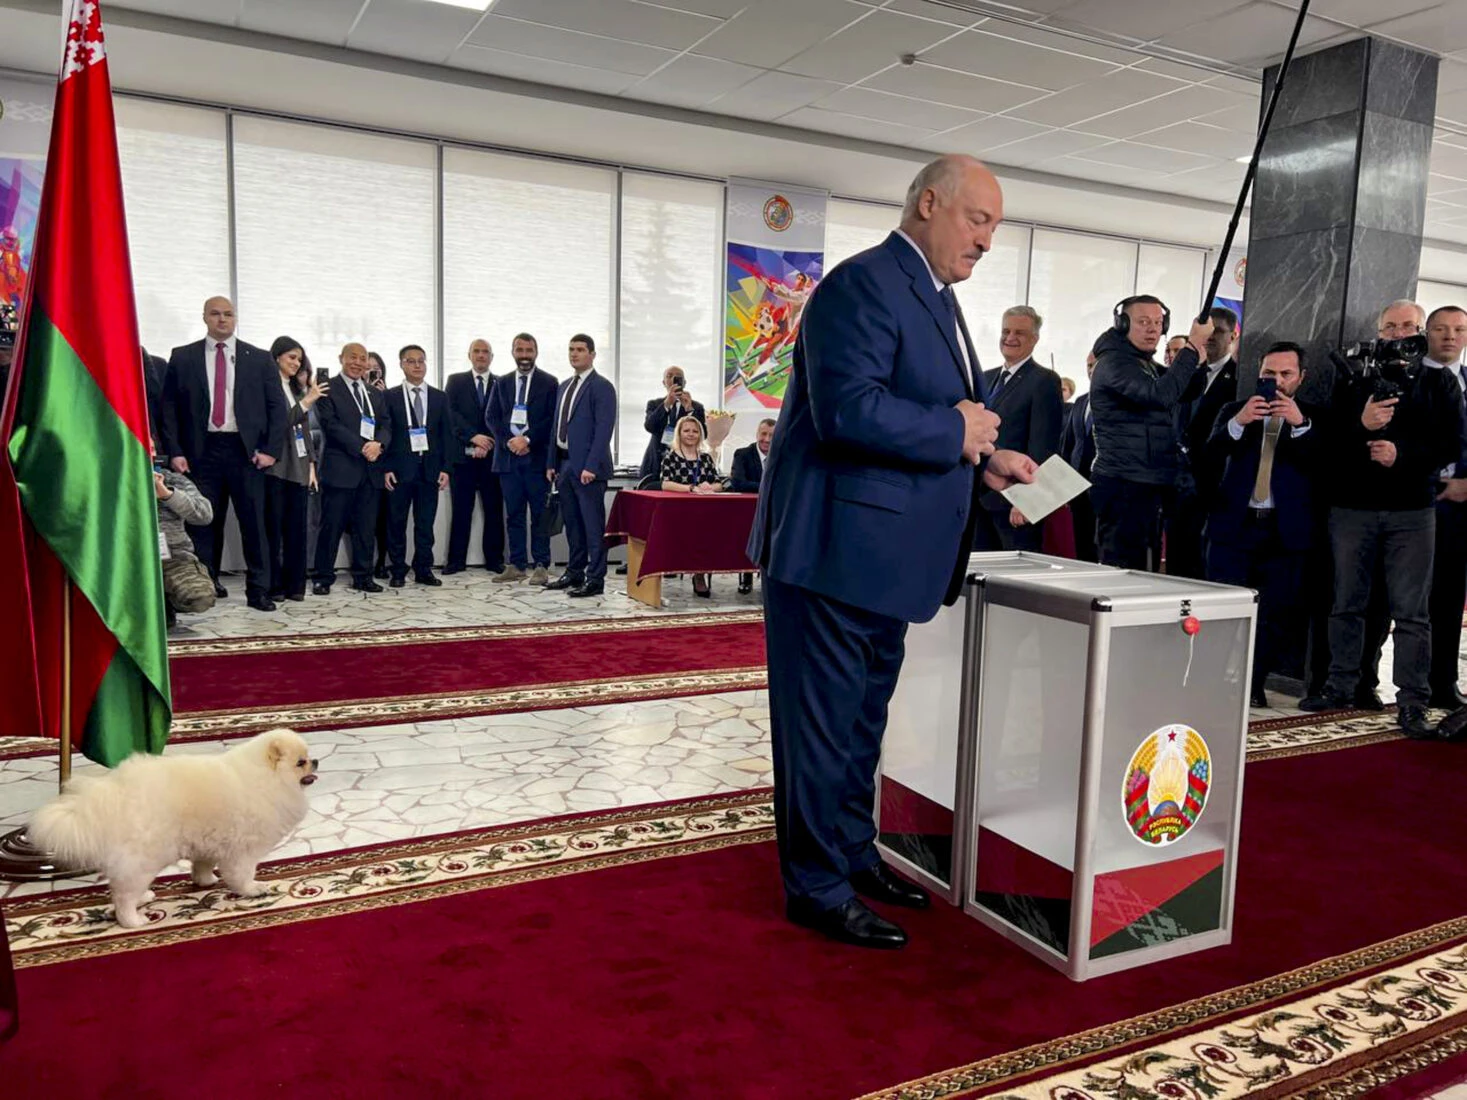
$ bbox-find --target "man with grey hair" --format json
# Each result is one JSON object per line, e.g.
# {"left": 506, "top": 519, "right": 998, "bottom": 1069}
{"left": 979, "top": 304, "right": 1064, "bottom": 550}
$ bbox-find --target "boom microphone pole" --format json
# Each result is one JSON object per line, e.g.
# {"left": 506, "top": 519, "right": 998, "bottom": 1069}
{"left": 1197, "top": 0, "right": 1312, "bottom": 324}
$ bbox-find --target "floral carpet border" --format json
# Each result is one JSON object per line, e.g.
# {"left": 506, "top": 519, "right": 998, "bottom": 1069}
{"left": 4, "top": 791, "right": 775, "bottom": 968}
{"left": 859, "top": 917, "right": 1467, "bottom": 1100}
{"left": 167, "top": 608, "right": 765, "bottom": 657}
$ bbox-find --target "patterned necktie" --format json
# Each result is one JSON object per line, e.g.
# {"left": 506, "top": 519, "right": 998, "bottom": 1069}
{"left": 1251, "top": 418, "right": 1284, "bottom": 506}
{"left": 211, "top": 342, "right": 227, "bottom": 427}
{"left": 412, "top": 387, "right": 424, "bottom": 428}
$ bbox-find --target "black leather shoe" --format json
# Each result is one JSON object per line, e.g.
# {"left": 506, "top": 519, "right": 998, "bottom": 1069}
{"left": 1249, "top": 685, "right": 1269, "bottom": 709}
{"left": 1299, "top": 689, "right": 1351, "bottom": 712}
{"left": 738, "top": 573, "right": 753, "bottom": 595}
{"left": 615, "top": 564, "right": 629, "bottom": 575}
{"left": 246, "top": 595, "right": 276, "bottom": 612}
{"left": 787, "top": 897, "right": 906, "bottom": 950}
{"left": 389, "top": 576, "right": 405, "bottom": 588}
{"left": 851, "top": 864, "right": 930, "bottom": 910}
{"left": 1353, "top": 688, "right": 1385, "bottom": 712}
{"left": 352, "top": 580, "right": 384, "bottom": 594}
{"left": 568, "top": 581, "right": 605, "bottom": 598}
{"left": 286, "top": 593, "right": 305, "bottom": 602}
{"left": 312, "top": 583, "right": 331, "bottom": 596}
{"left": 442, "top": 565, "right": 465, "bottom": 575}
{"left": 212, "top": 580, "right": 228, "bottom": 599}
{"left": 545, "top": 574, "right": 582, "bottom": 591}
{"left": 415, "top": 573, "right": 442, "bottom": 586}
{"left": 1430, "top": 689, "right": 1467, "bottom": 710}
{"left": 1399, "top": 705, "right": 1438, "bottom": 740}
{"left": 1438, "top": 705, "right": 1467, "bottom": 742}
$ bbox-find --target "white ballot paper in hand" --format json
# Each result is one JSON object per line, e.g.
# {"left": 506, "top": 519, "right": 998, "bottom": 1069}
{"left": 999, "top": 454, "right": 1090, "bottom": 524}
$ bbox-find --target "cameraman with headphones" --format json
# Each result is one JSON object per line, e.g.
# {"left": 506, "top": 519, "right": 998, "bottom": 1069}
{"left": 1298, "top": 299, "right": 1465, "bottom": 740}
{"left": 1088, "top": 295, "right": 1214, "bottom": 570}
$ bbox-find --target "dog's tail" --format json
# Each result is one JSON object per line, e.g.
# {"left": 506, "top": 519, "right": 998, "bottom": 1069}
{"left": 27, "top": 775, "right": 117, "bottom": 869}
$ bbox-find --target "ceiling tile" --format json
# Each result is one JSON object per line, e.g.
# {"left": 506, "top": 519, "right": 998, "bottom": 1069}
{"left": 650, "top": 0, "right": 751, "bottom": 15}
{"left": 1430, "top": 141, "right": 1467, "bottom": 181}
{"left": 1438, "top": 88, "right": 1467, "bottom": 127}
{"left": 917, "top": 28, "right": 1122, "bottom": 91}
{"left": 1078, "top": 83, "right": 1250, "bottom": 138}
{"left": 239, "top": 0, "right": 361, "bottom": 45}
{"left": 1005, "top": 67, "right": 1188, "bottom": 126}
{"left": 864, "top": 64, "right": 1048, "bottom": 113}
{"left": 489, "top": 0, "right": 721, "bottom": 51}
{"left": 694, "top": 0, "right": 867, "bottom": 68}
{"left": 782, "top": 10, "right": 959, "bottom": 83}
{"left": 1073, "top": 140, "right": 1218, "bottom": 173}
{"left": 1196, "top": 101, "right": 1263, "bottom": 133}
{"left": 113, "top": 0, "right": 239, "bottom": 22}
{"left": 925, "top": 113, "right": 1053, "bottom": 152}
{"left": 979, "top": 20, "right": 1141, "bottom": 64}
{"left": 1154, "top": 3, "right": 1355, "bottom": 67}
{"left": 880, "top": 0, "right": 989, "bottom": 23}
{"left": 815, "top": 86, "right": 985, "bottom": 130}
{"left": 982, "top": 128, "right": 1116, "bottom": 166}
{"left": 1050, "top": 0, "right": 1255, "bottom": 41}
{"left": 1436, "top": 60, "right": 1467, "bottom": 96}
{"left": 707, "top": 70, "right": 846, "bottom": 120}
{"left": 1165, "top": 164, "right": 1248, "bottom": 202}
{"left": 348, "top": 0, "right": 484, "bottom": 63}
{"left": 1306, "top": 0, "right": 1443, "bottom": 25}
{"left": 450, "top": 44, "right": 641, "bottom": 95}
{"left": 1366, "top": 6, "right": 1467, "bottom": 53}
{"left": 1203, "top": 73, "right": 1261, "bottom": 96}
{"left": 1134, "top": 120, "right": 1254, "bottom": 158}
{"left": 621, "top": 54, "right": 763, "bottom": 108}
{"left": 1132, "top": 56, "right": 1214, "bottom": 82}
{"left": 780, "top": 106, "right": 935, "bottom": 144}
{"left": 1037, "top": 154, "right": 1169, "bottom": 189}
{"left": 466, "top": 15, "right": 678, "bottom": 76}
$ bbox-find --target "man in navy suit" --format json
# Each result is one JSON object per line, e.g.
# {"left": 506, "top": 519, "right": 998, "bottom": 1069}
{"left": 1203, "top": 342, "right": 1322, "bottom": 709}
{"left": 382, "top": 344, "right": 452, "bottom": 588}
{"left": 980, "top": 305, "right": 1064, "bottom": 550}
{"left": 1058, "top": 352, "right": 1099, "bottom": 561}
{"left": 312, "top": 343, "right": 392, "bottom": 594}
{"left": 749, "top": 155, "right": 1038, "bottom": 950}
{"left": 443, "top": 339, "right": 505, "bottom": 575}
{"left": 160, "top": 296, "right": 288, "bottom": 612}
{"left": 729, "top": 418, "right": 776, "bottom": 593}
{"left": 488, "top": 333, "right": 559, "bottom": 585}
{"left": 546, "top": 334, "right": 616, "bottom": 598}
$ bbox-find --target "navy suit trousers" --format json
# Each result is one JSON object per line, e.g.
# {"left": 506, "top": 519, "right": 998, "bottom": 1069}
{"left": 557, "top": 464, "right": 607, "bottom": 582}
{"left": 448, "top": 456, "right": 504, "bottom": 571}
{"left": 501, "top": 459, "right": 551, "bottom": 569}
{"left": 763, "top": 575, "right": 907, "bottom": 909}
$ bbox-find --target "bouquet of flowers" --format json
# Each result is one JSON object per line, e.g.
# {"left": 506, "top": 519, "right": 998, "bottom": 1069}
{"left": 706, "top": 410, "right": 736, "bottom": 469}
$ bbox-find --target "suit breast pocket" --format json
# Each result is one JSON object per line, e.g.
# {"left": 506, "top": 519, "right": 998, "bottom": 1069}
{"left": 831, "top": 473, "right": 909, "bottom": 514}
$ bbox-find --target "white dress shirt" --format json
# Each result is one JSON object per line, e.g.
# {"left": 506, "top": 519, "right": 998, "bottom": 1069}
{"left": 1203, "top": 358, "right": 1230, "bottom": 392}
{"left": 894, "top": 228, "right": 974, "bottom": 392}
{"left": 1226, "top": 407, "right": 1311, "bottom": 510}
{"left": 205, "top": 334, "right": 238, "bottom": 433}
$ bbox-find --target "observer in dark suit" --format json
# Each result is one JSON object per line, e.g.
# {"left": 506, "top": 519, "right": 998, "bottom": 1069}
{"left": 1167, "top": 306, "right": 1239, "bottom": 579}
{"left": 1203, "top": 342, "right": 1322, "bottom": 708}
{"left": 312, "top": 343, "right": 392, "bottom": 594}
{"left": 1058, "top": 352, "right": 1099, "bottom": 562}
{"left": 640, "top": 366, "right": 707, "bottom": 479}
{"left": 546, "top": 334, "right": 616, "bottom": 598}
{"left": 487, "top": 334, "right": 560, "bottom": 584}
{"left": 383, "top": 344, "right": 452, "bottom": 588}
{"left": 729, "top": 418, "right": 776, "bottom": 594}
{"left": 443, "top": 339, "right": 505, "bottom": 574}
{"left": 160, "top": 296, "right": 288, "bottom": 612}
{"left": 749, "top": 155, "right": 1036, "bottom": 950}
{"left": 979, "top": 305, "right": 1064, "bottom": 550}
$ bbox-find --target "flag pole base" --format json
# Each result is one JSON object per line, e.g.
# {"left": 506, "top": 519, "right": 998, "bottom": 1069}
{"left": 0, "top": 827, "right": 86, "bottom": 882}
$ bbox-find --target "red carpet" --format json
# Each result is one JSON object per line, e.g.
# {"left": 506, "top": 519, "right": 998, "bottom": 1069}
{"left": 5, "top": 739, "right": 1467, "bottom": 1098}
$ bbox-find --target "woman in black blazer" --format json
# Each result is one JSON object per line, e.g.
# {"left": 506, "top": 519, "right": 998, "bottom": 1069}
{"left": 265, "top": 337, "right": 327, "bottom": 601}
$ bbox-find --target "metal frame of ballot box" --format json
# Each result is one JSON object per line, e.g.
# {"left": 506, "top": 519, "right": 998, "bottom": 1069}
{"left": 961, "top": 565, "right": 1256, "bottom": 981}
{"left": 875, "top": 552, "right": 1112, "bottom": 906}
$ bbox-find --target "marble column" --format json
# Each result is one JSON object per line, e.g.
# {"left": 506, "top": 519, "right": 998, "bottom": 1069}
{"left": 1240, "top": 37, "right": 1437, "bottom": 401}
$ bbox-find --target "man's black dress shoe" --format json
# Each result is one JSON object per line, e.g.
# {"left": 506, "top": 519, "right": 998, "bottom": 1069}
{"left": 352, "top": 580, "right": 384, "bottom": 594}
{"left": 389, "top": 576, "right": 405, "bottom": 589}
{"left": 787, "top": 897, "right": 907, "bottom": 950}
{"left": 212, "top": 580, "right": 228, "bottom": 599}
{"left": 1430, "top": 689, "right": 1467, "bottom": 710}
{"left": 1437, "top": 705, "right": 1467, "bottom": 742}
{"left": 246, "top": 595, "right": 276, "bottom": 613}
{"left": 442, "top": 565, "right": 465, "bottom": 575}
{"left": 851, "top": 864, "right": 930, "bottom": 910}
{"left": 615, "top": 563, "right": 629, "bottom": 575}
{"left": 312, "top": 582, "right": 331, "bottom": 596}
{"left": 738, "top": 573, "right": 753, "bottom": 595}
{"left": 1353, "top": 688, "right": 1385, "bottom": 712}
{"left": 545, "top": 573, "right": 582, "bottom": 591}
{"left": 568, "top": 581, "right": 605, "bottom": 598}
{"left": 286, "top": 593, "right": 305, "bottom": 602}
{"left": 415, "top": 573, "right": 443, "bottom": 587}
{"left": 1298, "top": 689, "right": 1351, "bottom": 712}
{"left": 1249, "top": 685, "right": 1269, "bottom": 709}
{"left": 1399, "top": 705, "right": 1439, "bottom": 740}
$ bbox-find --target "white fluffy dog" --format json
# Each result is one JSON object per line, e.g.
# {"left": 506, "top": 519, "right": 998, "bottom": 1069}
{"left": 28, "top": 729, "right": 319, "bottom": 929}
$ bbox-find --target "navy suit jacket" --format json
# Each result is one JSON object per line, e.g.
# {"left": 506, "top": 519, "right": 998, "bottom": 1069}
{"left": 1058, "top": 392, "right": 1096, "bottom": 478}
{"left": 979, "top": 357, "right": 1063, "bottom": 512}
{"left": 444, "top": 369, "right": 495, "bottom": 452}
{"left": 486, "top": 367, "right": 558, "bottom": 473}
{"left": 161, "top": 338, "right": 287, "bottom": 466}
{"left": 383, "top": 383, "right": 453, "bottom": 482}
{"left": 728, "top": 443, "right": 765, "bottom": 494}
{"left": 1202, "top": 399, "right": 1323, "bottom": 552}
{"left": 553, "top": 370, "right": 616, "bottom": 482}
{"left": 317, "top": 374, "right": 392, "bottom": 490}
{"left": 747, "top": 231, "right": 989, "bottom": 624}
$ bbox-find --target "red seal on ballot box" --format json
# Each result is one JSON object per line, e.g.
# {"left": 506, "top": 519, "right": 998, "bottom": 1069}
{"left": 1122, "top": 725, "right": 1211, "bottom": 846}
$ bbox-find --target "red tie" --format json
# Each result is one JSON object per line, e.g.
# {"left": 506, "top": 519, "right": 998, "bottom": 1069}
{"left": 211, "top": 342, "right": 227, "bottom": 428}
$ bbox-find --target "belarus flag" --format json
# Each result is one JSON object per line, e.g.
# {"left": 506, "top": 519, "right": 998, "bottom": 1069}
{"left": 0, "top": 0, "right": 170, "bottom": 765}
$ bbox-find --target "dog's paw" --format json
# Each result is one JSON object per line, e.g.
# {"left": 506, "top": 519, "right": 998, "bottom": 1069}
{"left": 139, "top": 889, "right": 156, "bottom": 904}
{"left": 237, "top": 880, "right": 270, "bottom": 898}
{"left": 191, "top": 869, "right": 219, "bottom": 887}
{"left": 114, "top": 909, "right": 148, "bottom": 930}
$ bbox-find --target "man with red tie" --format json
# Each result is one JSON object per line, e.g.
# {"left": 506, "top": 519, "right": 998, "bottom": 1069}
{"left": 160, "top": 296, "right": 288, "bottom": 612}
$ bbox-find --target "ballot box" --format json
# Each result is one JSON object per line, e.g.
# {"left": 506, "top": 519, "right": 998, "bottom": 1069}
{"left": 876, "top": 552, "right": 1111, "bottom": 905}
{"left": 961, "top": 564, "right": 1255, "bottom": 980}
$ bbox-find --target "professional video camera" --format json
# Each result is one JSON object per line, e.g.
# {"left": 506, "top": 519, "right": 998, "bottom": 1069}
{"left": 1330, "top": 333, "right": 1427, "bottom": 400}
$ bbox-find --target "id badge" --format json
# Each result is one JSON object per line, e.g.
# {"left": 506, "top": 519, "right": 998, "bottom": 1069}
{"left": 359, "top": 415, "right": 376, "bottom": 441}
{"left": 511, "top": 403, "right": 529, "bottom": 433}
{"left": 661, "top": 422, "right": 676, "bottom": 447}
{"left": 410, "top": 426, "right": 429, "bottom": 454}
{"left": 294, "top": 428, "right": 308, "bottom": 458}
{"left": 158, "top": 530, "right": 171, "bottom": 561}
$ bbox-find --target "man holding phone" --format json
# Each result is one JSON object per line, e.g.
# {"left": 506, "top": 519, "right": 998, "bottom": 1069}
{"left": 640, "top": 366, "right": 706, "bottom": 479}
{"left": 1202, "top": 343, "right": 1321, "bottom": 708}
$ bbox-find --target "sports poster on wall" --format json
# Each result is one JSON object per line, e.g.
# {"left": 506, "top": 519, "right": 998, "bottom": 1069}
{"left": 722, "top": 179, "right": 827, "bottom": 410}
{"left": 0, "top": 72, "right": 55, "bottom": 315}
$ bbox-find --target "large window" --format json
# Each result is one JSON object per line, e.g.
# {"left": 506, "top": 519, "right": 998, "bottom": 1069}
{"left": 1139, "top": 242, "right": 1206, "bottom": 339}
{"left": 114, "top": 99, "right": 230, "bottom": 357}
{"left": 1027, "top": 229, "right": 1139, "bottom": 398}
{"left": 618, "top": 173, "right": 721, "bottom": 467}
{"left": 442, "top": 148, "right": 614, "bottom": 397}
{"left": 1418, "top": 279, "right": 1467, "bottom": 319}
{"left": 233, "top": 117, "right": 436, "bottom": 386}
{"left": 954, "top": 224, "right": 1031, "bottom": 374}
{"left": 825, "top": 198, "right": 895, "bottom": 270}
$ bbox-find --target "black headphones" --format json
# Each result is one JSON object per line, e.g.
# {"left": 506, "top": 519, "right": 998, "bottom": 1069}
{"left": 1113, "top": 296, "right": 1170, "bottom": 336}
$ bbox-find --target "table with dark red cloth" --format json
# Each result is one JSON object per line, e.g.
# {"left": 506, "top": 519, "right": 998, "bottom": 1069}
{"left": 604, "top": 490, "right": 759, "bottom": 605}
{"left": 0, "top": 901, "right": 16, "bottom": 1046}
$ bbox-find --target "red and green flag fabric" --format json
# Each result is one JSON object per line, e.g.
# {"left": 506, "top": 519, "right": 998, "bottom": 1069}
{"left": 0, "top": 0, "right": 170, "bottom": 765}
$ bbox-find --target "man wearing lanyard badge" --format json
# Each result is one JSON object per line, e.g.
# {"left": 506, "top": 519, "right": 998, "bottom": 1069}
{"left": 487, "top": 333, "right": 559, "bottom": 585}
{"left": 383, "top": 344, "right": 453, "bottom": 588}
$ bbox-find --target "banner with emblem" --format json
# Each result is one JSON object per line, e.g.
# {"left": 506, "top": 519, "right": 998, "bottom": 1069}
{"left": 0, "top": 73, "right": 55, "bottom": 319}
{"left": 1209, "top": 247, "right": 1245, "bottom": 333}
{"left": 721, "top": 179, "right": 827, "bottom": 411}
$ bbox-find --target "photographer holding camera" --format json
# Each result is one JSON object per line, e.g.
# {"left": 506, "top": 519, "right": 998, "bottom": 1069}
{"left": 640, "top": 366, "right": 707, "bottom": 480}
{"left": 1300, "top": 300, "right": 1466, "bottom": 739}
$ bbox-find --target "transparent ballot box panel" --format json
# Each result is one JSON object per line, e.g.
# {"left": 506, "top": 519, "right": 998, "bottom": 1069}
{"left": 965, "top": 570, "right": 1254, "bottom": 980}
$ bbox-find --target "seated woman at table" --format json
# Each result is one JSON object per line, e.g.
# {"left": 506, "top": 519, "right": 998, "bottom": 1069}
{"left": 659, "top": 414, "right": 727, "bottom": 598}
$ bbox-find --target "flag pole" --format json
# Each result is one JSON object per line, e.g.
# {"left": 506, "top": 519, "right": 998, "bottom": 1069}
{"left": 59, "top": 576, "right": 72, "bottom": 789}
